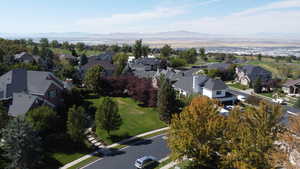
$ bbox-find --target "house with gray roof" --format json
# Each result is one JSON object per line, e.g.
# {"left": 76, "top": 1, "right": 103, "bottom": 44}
{"left": 235, "top": 65, "right": 272, "bottom": 86}
{"left": 14, "top": 52, "right": 35, "bottom": 63}
{"left": 0, "top": 69, "right": 64, "bottom": 116}
{"left": 282, "top": 79, "right": 300, "bottom": 95}
{"left": 206, "top": 63, "right": 232, "bottom": 71}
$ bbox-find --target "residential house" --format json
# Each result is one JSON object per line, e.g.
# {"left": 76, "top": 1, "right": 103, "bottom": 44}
{"left": 14, "top": 52, "right": 35, "bottom": 63}
{"left": 173, "top": 75, "right": 209, "bottom": 96}
{"left": 92, "top": 51, "right": 115, "bottom": 62}
{"left": 0, "top": 69, "right": 64, "bottom": 116}
{"left": 203, "top": 78, "right": 236, "bottom": 103}
{"left": 152, "top": 68, "right": 183, "bottom": 88}
{"left": 282, "top": 79, "right": 300, "bottom": 96}
{"left": 206, "top": 63, "right": 232, "bottom": 71}
{"left": 80, "top": 56, "right": 116, "bottom": 76}
{"left": 235, "top": 65, "right": 272, "bottom": 86}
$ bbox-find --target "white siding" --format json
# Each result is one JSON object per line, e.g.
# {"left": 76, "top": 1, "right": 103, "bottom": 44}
{"left": 203, "top": 88, "right": 226, "bottom": 99}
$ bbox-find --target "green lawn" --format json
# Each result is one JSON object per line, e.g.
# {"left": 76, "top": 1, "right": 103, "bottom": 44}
{"left": 228, "top": 83, "right": 249, "bottom": 90}
{"left": 87, "top": 97, "right": 166, "bottom": 144}
{"left": 259, "top": 92, "right": 274, "bottom": 98}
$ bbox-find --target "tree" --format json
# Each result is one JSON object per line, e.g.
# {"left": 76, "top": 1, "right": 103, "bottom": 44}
{"left": 133, "top": 39, "right": 143, "bottom": 59}
{"left": 26, "top": 106, "right": 57, "bottom": 132}
{"left": 95, "top": 97, "right": 122, "bottom": 135}
{"left": 76, "top": 42, "right": 85, "bottom": 51}
{"left": 168, "top": 96, "right": 225, "bottom": 168}
{"left": 84, "top": 65, "right": 104, "bottom": 95}
{"left": 170, "top": 57, "right": 187, "bottom": 68}
{"left": 79, "top": 53, "right": 88, "bottom": 65}
{"left": 0, "top": 103, "right": 8, "bottom": 130}
{"left": 39, "top": 38, "right": 49, "bottom": 48}
{"left": 1, "top": 116, "right": 43, "bottom": 169}
{"left": 67, "top": 106, "right": 87, "bottom": 143}
{"left": 257, "top": 54, "right": 262, "bottom": 61}
{"left": 160, "top": 44, "right": 172, "bottom": 59}
{"left": 142, "top": 45, "right": 150, "bottom": 57}
{"left": 294, "top": 97, "right": 300, "bottom": 109}
{"left": 32, "top": 45, "right": 39, "bottom": 55}
{"left": 253, "top": 77, "right": 263, "bottom": 93}
{"left": 113, "top": 53, "right": 128, "bottom": 76}
{"left": 50, "top": 40, "right": 60, "bottom": 48}
{"left": 199, "top": 48, "right": 207, "bottom": 61}
{"left": 62, "top": 41, "right": 70, "bottom": 49}
{"left": 27, "top": 38, "right": 34, "bottom": 46}
{"left": 157, "top": 76, "right": 178, "bottom": 123}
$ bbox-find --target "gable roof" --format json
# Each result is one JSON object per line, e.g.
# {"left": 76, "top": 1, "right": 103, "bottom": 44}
{"left": 238, "top": 65, "right": 272, "bottom": 81}
{"left": 204, "top": 79, "right": 228, "bottom": 91}
{"left": 8, "top": 93, "right": 38, "bottom": 116}
{"left": 283, "top": 79, "right": 300, "bottom": 87}
{"left": 207, "top": 63, "right": 231, "bottom": 71}
{"left": 81, "top": 56, "right": 116, "bottom": 73}
{"left": 94, "top": 52, "right": 115, "bottom": 62}
{"left": 173, "top": 75, "right": 209, "bottom": 94}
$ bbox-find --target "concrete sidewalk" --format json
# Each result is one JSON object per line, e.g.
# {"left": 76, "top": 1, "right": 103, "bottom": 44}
{"left": 60, "top": 127, "right": 170, "bottom": 169}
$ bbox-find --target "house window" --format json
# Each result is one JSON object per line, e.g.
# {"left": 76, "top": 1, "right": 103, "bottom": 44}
{"left": 49, "top": 90, "right": 56, "bottom": 98}
{"left": 216, "top": 91, "right": 222, "bottom": 95}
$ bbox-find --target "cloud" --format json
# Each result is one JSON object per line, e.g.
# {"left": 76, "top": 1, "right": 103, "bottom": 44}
{"left": 233, "top": 0, "right": 300, "bottom": 16}
{"left": 77, "top": 7, "right": 185, "bottom": 26}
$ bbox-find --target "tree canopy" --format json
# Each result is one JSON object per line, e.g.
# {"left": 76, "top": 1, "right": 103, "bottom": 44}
{"left": 84, "top": 65, "right": 104, "bottom": 95}
{"left": 67, "top": 106, "right": 87, "bottom": 143}
{"left": 26, "top": 106, "right": 57, "bottom": 132}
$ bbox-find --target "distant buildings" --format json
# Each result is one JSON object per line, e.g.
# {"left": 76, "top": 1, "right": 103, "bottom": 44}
{"left": 282, "top": 79, "right": 300, "bottom": 95}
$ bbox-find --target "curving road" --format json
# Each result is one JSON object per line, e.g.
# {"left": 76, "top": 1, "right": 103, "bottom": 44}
{"left": 83, "top": 134, "right": 170, "bottom": 169}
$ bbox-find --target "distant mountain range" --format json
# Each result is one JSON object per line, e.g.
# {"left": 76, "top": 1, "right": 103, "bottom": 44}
{"left": 1, "top": 31, "right": 300, "bottom": 47}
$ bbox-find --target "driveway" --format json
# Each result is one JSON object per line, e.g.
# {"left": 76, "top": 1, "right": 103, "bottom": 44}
{"left": 83, "top": 134, "right": 170, "bottom": 169}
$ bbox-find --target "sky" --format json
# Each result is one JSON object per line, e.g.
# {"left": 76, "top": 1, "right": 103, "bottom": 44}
{"left": 0, "top": 0, "right": 300, "bottom": 35}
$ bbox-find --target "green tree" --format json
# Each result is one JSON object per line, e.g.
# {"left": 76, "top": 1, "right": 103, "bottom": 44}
{"left": 76, "top": 42, "right": 85, "bottom": 51}
{"left": 27, "top": 38, "right": 34, "bottom": 46}
{"left": 170, "top": 57, "right": 187, "bottom": 68}
{"left": 80, "top": 53, "right": 88, "bottom": 65}
{"left": 133, "top": 39, "right": 143, "bottom": 59}
{"left": 199, "top": 48, "right": 207, "bottom": 61}
{"left": 50, "top": 40, "right": 60, "bottom": 48}
{"left": 26, "top": 106, "right": 57, "bottom": 132}
{"left": 180, "top": 48, "right": 198, "bottom": 64}
{"left": 253, "top": 77, "right": 263, "bottom": 93}
{"left": 1, "top": 116, "right": 43, "bottom": 169}
{"left": 168, "top": 96, "right": 225, "bottom": 168}
{"left": 84, "top": 65, "right": 104, "bottom": 95}
{"left": 142, "top": 45, "right": 150, "bottom": 57}
{"left": 113, "top": 52, "right": 128, "bottom": 75}
{"left": 294, "top": 97, "right": 300, "bottom": 109}
{"left": 0, "top": 103, "right": 8, "bottom": 130}
{"left": 160, "top": 44, "right": 172, "bottom": 59}
{"left": 95, "top": 97, "right": 122, "bottom": 135}
{"left": 32, "top": 45, "right": 40, "bottom": 55}
{"left": 67, "top": 106, "right": 87, "bottom": 143}
{"left": 62, "top": 41, "right": 70, "bottom": 49}
{"left": 157, "top": 76, "right": 178, "bottom": 123}
{"left": 39, "top": 38, "right": 49, "bottom": 48}
{"left": 257, "top": 54, "right": 262, "bottom": 61}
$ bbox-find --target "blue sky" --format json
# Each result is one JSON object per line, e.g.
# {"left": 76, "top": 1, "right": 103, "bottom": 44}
{"left": 1, "top": 0, "right": 300, "bottom": 34}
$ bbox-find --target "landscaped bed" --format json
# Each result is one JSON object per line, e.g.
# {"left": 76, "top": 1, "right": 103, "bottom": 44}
{"left": 87, "top": 97, "right": 166, "bottom": 144}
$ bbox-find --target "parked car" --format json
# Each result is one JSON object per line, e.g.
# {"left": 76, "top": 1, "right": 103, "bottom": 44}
{"left": 237, "top": 95, "right": 247, "bottom": 102}
{"left": 224, "top": 105, "right": 234, "bottom": 110}
{"left": 135, "top": 156, "right": 157, "bottom": 169}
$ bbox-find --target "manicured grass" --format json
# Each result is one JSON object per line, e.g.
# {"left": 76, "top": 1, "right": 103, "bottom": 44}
{"left": 154, "top": 157, "right": 172, "bottom": 169}
{"left": 87, "top": 97, "right": 166, "bottom": 144}
{"left": 228, "top": 83, "right": 249, "bottom": 90}
{"left": 259, "top": 92, "right": 274, "bottom": 98}
{"left": 171, "top": 160, "right": 192, "bottom": 169}
{"left": 68, "top": 155, "right": 101, "bottom": 169}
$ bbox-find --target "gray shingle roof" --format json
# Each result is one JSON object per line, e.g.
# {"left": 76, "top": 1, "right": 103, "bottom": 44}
{"left": 238, "top": 65, "right": 272, "bottom": 82}
{"left": 207, "top": 63, "right": 231, "bottom": 71}
{"left": 8, "top": 93, "right": 38, "bottom": 116}
{"left": 283, "top": 79, "right": 300, "bottom": 87}
{"left": 173, "top": 75, "right": 209, "bottom": 94}
{"left": 204, "top": 79, "right": 228, "bottom": 90}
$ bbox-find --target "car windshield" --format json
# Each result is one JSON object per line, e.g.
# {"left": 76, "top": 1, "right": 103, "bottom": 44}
{"left": 136, "top": 160, "right": 142, "bottom": 165}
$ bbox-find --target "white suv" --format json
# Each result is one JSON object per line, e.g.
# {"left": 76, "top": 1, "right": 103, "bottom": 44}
{"left": 135, "top": 156, "right": 157, "bottom": 169}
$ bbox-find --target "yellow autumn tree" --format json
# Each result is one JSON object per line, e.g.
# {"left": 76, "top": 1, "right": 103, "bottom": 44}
{"left": 167, "top": 96, "right": 226, "bottom": 169}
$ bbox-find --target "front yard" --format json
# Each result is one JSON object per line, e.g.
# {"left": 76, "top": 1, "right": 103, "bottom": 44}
{"left": 227, "top": 83, "right": 249, "bottom": 90}
{"left": 87, "top": 97, "right": 166, "bottom": 144}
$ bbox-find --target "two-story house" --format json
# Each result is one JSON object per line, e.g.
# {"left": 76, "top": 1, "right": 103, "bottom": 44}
{"left": 235, "top": 65, "right": 272, "bottom": 86}
{"left": 0, "top": 69, "right": 64, "bottom": 116}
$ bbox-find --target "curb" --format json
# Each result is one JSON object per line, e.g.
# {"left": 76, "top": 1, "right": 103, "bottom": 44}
{"left": 60, "top": 127, "right": 170, "bottom": 169}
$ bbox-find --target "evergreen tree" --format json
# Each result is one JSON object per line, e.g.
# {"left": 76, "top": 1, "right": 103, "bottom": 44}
{"left": 257, "top": 54, "right": 262, "bottom": 61}
{"left": 253, "top": 77, "right": 263, "bottom": 93}
{"left": 80, "top": 53, "right": 88, "bottom": 65}
{"left": 157, "top": 75, "right": 178, "bottom": 123}
{"left": 67, "top": 106, "right": 87, "bottom": 143}
{"left": 32, "top": 45, "right": 40, "bottom": 55}
{"left": 1, "top": 116, "right": 43, "bottom": 169}
{"left": 0, "top": 103, "right": 8, "bottom": 130}
{"left": 95, "top": 97, "right": 122, "bottom": 135}
{"left": 39, "top": 38, "right": 49, "bottom": 48}
{"left": 133, "top": 39, "right": 143, "bottom": 59}
{"left": 160, "top": 44, "right": 172, "bottom": 59}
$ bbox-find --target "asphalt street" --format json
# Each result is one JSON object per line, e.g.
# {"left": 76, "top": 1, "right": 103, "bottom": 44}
{"left": 83, "top": 134, "right": 170, "bottom": 169}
